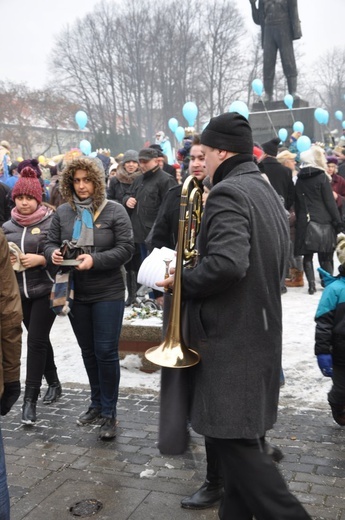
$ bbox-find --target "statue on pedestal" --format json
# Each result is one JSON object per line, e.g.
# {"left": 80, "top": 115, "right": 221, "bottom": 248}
{"left": 249, "top": 0, "right": 302, "bottom": 102}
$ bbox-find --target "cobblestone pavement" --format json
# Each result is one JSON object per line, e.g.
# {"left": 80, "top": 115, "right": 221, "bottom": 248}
{"left": 2, "top": 386, "right": 345, "bottom": 520}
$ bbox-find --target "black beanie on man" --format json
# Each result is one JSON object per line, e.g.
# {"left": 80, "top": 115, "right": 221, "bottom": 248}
{"left": 200, "top": 112, "right": 253, "bottom": 154}
{"left": 261, "top": 137, "right": 281, "bottom": 157}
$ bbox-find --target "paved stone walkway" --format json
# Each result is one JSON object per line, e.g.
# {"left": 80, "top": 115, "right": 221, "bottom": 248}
{"left": 2, "top": 386, "right": 345, "bottom": 519}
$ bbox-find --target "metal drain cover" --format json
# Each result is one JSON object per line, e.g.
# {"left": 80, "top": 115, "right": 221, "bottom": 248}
{"left": 70, "top": 499, "right": 103, "bottom": 517}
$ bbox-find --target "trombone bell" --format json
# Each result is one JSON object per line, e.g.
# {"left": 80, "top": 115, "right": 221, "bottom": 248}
{"left": 145, "top": 341, "right": 200, "bottom": 368}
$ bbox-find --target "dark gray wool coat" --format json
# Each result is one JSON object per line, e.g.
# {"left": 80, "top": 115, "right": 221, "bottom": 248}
{"left": 182, "top": 158, "right": 289, "bottom": 440}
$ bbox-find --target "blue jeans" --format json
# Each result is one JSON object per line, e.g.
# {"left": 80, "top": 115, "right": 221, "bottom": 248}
{"left": 69, "top": 300, "right": 125, "bottom": 418}
{"left": 0, "top": 419, "right": 10, "bottom": 520}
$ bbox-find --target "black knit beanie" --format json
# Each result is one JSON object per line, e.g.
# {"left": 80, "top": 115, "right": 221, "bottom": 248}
{"left": 261, "top": 137, "right": 281, "bottom": 157}
{"left": 200, "top": 113, "right": 253, "bottom": 154}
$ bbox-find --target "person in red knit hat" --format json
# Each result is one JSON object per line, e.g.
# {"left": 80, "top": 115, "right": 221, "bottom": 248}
{"left": 3, "top": 167, "right": 61, "bottom": 425}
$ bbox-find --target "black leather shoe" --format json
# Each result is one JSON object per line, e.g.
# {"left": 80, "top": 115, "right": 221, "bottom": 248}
{"left": 76, "top": 407, "right": 102, "bottom": 425}
{"left": 99, "top": 417, "right": 117, "bottom": 440}
{"left": 43, "top": 383, "right": 62, "bottom": 404}
{"left": 181, "top": 480, "right": 224, "bottom": 510}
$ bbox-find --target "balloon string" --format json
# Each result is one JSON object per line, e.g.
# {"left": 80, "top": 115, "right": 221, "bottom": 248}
{"left": 260, "top": 99, "right": 278, "bottom": 137}
{"left": 289, "top": 108, "right": 296, "bottom": 124}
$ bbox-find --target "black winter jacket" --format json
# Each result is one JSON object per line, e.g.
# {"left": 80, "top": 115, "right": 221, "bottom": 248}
{"left": 123, "top": 167, "right": 176, "bottom": 243}
{"left": 107, "top": 178, "right": 132, "bottom": 206}
{"left": 259, "top": 157, "right": 294, "bottom": 210}
{"left": 149, "top": 184, "right": 182, "bottom": 251}
{"left": 294, "top": 167, "right": 341, "bottom": 255}
{"left": 44, "top": 200, "right": 134, "bottom": 303}
{"left": 2, "top": 211, "right": 55, "bottom": 300}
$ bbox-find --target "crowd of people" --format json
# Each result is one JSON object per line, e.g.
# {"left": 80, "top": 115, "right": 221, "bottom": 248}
{"left": 1, "top": 119, "right": 345, "bottom": 519}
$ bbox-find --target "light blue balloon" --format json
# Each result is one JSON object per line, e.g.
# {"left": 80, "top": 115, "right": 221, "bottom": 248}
{"left": 75, "top": 110, "right": 88, "bottom": 130}
{"left": 80, "top": 139, "right": 92, "bottom": 156}
{"left": 314, "top": 108, "right": 324, "bottom": 124}
{"left": 322, "top": 110, "right": 329, "bottom": 125}
{"left": 335, "top": 110, "right": 343, "bottom": 122}
{"left": 284, "top": 94, "right": 294, "bottom": 110}
{"left": 342, "top": 121, "right": 345, "bottom": 130}
{"left": 293, "top": 121, "right": 304, "bottom": 134}
{"left": 278, "top": 128, "right": 288, "bottom": 142}
{"left": 168, "top": 118, "right": 178, "bottom": 133}
{"left": 161, "top": 140, "right": 174, "bottom": 164}
{"left": 229, "top": 100, "right": 249, "bottom": 120}
{"left": 252, "top": 79, "right": 263, "bottom": 97}
{"left": 175, "top": 126, "right": 185, "bottom": 142}
{"left": 182, "top": 102, "right": 198, "bottom": 127}
{"left": 297, "top": 136, "right": 311, "bottom": 153}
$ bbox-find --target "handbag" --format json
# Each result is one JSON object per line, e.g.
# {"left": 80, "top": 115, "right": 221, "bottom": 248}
{"left": 49, "top": 270, "right": 74, "bottom": 316}
{"left": 303, "top": 192, "right": 336, "bottom": 253}
{"left": 305, "top": 220, "right": 336, "bottom": 253}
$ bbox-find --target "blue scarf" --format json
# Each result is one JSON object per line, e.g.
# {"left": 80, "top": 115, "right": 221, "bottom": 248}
{"left": 72, "top": 195, "right": 94, "bottom": 251}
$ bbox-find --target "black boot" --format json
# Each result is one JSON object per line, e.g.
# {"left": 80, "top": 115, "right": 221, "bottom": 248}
{"left": 319, "top": 260, "right": 333, "bottom": 276}
{"left": 125, "top": 270, "right": 137, "bottom": 307}
{"left": 22, "top": 387, "right": 40, "bottom": 425}
{"left": 304, "top": 259, "right": 316, "bottom": 295}
{"left": 181, "top": 439, "right": 224, "bottom": 510}
{"left": 329, "top": 403, "right": 345, "bottom": 426}
{"left": 308, "top": 282, "right": 316, "bottom": 295}
{"left": 43, "top": 382, "right": 62, "bottom": 404}
{"left": 180, "top": 480, "right": 224, "bottom": 510}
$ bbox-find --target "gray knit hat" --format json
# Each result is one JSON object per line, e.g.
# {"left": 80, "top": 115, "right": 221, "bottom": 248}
{"left": 122, "top": 149, "right": 139, "bottom": 164}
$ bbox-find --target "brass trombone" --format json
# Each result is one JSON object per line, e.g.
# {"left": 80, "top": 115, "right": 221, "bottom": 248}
{"left": 144, "top": 175, "right": 202, "bottom": 368}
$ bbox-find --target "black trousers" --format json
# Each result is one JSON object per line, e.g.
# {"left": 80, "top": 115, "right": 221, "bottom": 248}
{"left": 22, "top": 295, "right": 57, "bottom": 388}
{"left": 208, "top": 436, "right": 311, "bottom": 520}
{"left": 328, "top": 364, "right": 345, "bottom": 405}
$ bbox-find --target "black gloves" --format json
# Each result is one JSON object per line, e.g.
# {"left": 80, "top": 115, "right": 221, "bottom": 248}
{"left": 335, "top": 222, "right": 345, "bottom": 234}
{"left": 0, "top": 381, "right": 21, "bottom": 416}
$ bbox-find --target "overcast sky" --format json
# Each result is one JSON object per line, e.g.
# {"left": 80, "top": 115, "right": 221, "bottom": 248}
{"left": 1, "top": 0, "right": 344, "bottom": 89}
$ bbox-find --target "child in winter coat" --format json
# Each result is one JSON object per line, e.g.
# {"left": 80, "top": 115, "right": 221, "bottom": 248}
{"left": 315, "top": 233, "right": 345, "bottom": 425}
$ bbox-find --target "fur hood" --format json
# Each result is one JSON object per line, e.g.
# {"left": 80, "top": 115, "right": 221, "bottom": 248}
{"left": 60, "top": 157, "right": 106, "bottom": 210}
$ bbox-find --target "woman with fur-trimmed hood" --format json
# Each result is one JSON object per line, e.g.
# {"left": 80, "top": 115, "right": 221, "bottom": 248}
{"left": 45, "top": 156, "right": 134, "bottom": 440}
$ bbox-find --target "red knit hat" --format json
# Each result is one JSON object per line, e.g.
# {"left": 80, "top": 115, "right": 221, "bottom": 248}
{"left": 12, "top": 167, "right": 42, "bottom": 204}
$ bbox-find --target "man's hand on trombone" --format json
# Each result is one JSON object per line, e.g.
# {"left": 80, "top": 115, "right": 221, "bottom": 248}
{"left": 156, "top": 267, "right": 175, "bottom": 291}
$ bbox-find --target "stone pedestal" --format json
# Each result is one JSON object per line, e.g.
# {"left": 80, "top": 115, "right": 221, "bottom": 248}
{"left": 249, "top": 99, "right": 322, "bottom": 144}
{"left": 120, "top": 322, "right": 162, "bottom": 372}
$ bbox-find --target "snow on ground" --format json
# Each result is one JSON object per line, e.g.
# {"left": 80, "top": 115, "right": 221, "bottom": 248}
{"left": 20, "top": 268, "right": 334, "bottom": 412}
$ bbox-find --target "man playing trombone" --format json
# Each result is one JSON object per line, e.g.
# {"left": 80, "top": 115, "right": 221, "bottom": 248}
{"left": 158, "top": 112, "right": 311, "bottom": 519}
